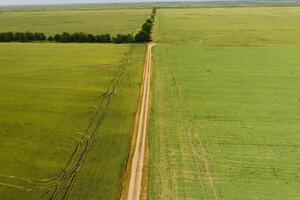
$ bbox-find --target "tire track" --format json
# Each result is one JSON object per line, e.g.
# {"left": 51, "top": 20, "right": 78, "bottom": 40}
{"left": 49, "top": 46, "right": 135, "bottom": 200}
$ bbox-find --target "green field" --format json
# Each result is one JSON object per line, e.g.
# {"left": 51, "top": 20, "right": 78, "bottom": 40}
{"left": 0, "top": 43, "right": 145, "bottom": 199}
{"left": 0, "top": 8, "right": 150, "bottom": 35}
{"left": 154, "top": 7, "right": 300, "bottom": 45}
{"left": 150, "top": 7, "right": 300, "bottom": 200}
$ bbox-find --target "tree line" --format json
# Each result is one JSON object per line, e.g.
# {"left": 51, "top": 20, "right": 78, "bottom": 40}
{"left": 0, "top": 32, "right": 46, "bottom": 42}
{"left": 135, "top": 7, "right": 156, "bottom": 43}
{"left": 49, "top": 33, "right": 113, "bottom": 43}
{"left": 0, "top": 8, "right": 156, "bottom": 44}
{"left": 0, "top": 31, "right": 137, "bottom": 43}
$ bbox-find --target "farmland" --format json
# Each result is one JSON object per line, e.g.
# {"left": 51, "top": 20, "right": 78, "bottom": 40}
{"left": 0, "top": 8, "right": 150, "bottom": 35}
{"left": 1, "top": 3, "right": 300, "bottom": 200}
{"left": 149, "top": 7, "right": 300, "bottom": 200}
{"left": 0, "top": 43, "right": 145, "bottom": 200}
{"left": 154, "top": 7, "right": 300, "bottom": 45}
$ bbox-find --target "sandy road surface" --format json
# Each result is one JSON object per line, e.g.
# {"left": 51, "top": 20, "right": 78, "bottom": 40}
{"left": 127, "top": 43, "right": 153, "bottom": 200}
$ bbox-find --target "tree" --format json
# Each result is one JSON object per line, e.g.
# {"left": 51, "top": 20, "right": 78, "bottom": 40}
{"left": 53, "top": 34, "right": 61, "bottom": 42}
{"left": 24, "top": 32, "right": 35, "bottom": 41}
{"left": 142, "top": 22, "right": 152, "bottom": 33}
{"left": 151, "top": 7, "right": 156, "bottom": 21}
{"left": 87, "top": 34, "right": 95, "bottom": 42}
{"left": 48, "top": 35, "right": 54, "bottom": 41}
{"left": 96, "top": 34, "right": 111, "bottom": 43}
{"left": 112, "top": 34, "right": 134, "bottom": 43}
{"left": 0, "top": 32, "right": 15, "bottom": 42}
{"left": 135, "top": 30, "right": 150, "bottom": 43}
{"left": 14, "top": 32, "right": 23, "bottom": 41}
{"left": 60, "top": 32, "right": 71, "bottom": 43}
{"left": 34, "top": 32, "right": 46, "bottom": 41}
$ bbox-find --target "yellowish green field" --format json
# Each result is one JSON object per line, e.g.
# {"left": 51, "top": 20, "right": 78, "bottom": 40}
{"left": 0, "top": 8, "right": 150, "bottom": 35}
{"left": 0, "top": 43, "right": 145, "bottom": 199}
{"left": 150, "top": 7, "right": 300, "bottom": 200}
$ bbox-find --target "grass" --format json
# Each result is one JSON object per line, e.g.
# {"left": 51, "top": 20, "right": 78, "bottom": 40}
{"left": 154, "top": 7, "right": 300, "bottom": 45}
{"left": 150, "top": 6, "right": 300, "bottom": 200}
{"left": 0, "top": 8, "right": 150, "bottom": 35}
{"left": 0, "top": 43, "right": 145, "bottom": 199}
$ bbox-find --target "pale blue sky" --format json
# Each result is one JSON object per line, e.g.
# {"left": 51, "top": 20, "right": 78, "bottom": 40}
{"left": 0, "top": 0, "right": 211, "bottom": 6}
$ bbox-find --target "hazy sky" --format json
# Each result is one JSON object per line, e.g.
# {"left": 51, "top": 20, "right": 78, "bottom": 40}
{"left": 0, "top": 0, "right": 205, "bottom": 6}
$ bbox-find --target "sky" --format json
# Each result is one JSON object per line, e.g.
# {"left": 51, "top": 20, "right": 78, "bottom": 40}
{"left": 0, "top": 0, "right": 213, "bottom": 6}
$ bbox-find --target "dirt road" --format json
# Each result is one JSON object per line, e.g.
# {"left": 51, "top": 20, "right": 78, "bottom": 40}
{"left": 127, "top": 43, "right": 153, "bottom": 200}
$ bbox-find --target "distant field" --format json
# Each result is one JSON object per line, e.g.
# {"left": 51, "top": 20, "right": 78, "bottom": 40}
{"left": 0, "top": 9, "right": 150, "bottom": 35}
{"left": 0, "top": 43, "right": 145, "bottom": 199}
{"left": 150, "top": 6, "right": 300, "bottom": 200}
{"left": 154, "top": 7, "right": 300, "bottom": 45}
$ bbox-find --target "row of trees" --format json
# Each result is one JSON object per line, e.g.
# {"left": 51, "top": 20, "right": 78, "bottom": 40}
{"left": 0, "top": 32, "right": 46, "bottom": 42}
{"left": 0, "top": 8, "right": 157, "bottom": 43}
{"left": 48, "top": 32, "right": 135, "bottom": 43}
{"left": 135, "top": 7, "right": 156, "bottom": 43}
{"left": 135, "top": 19, "right": 153, "bottom": 43}
{"left": 49, "top": 32, "right": 112, "bottom": 43}
{"left": 0, "top": 31, "right": 145, "bottom": 43}
{"left": 151, "top": 7, "right": 156, "bottom": 21}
